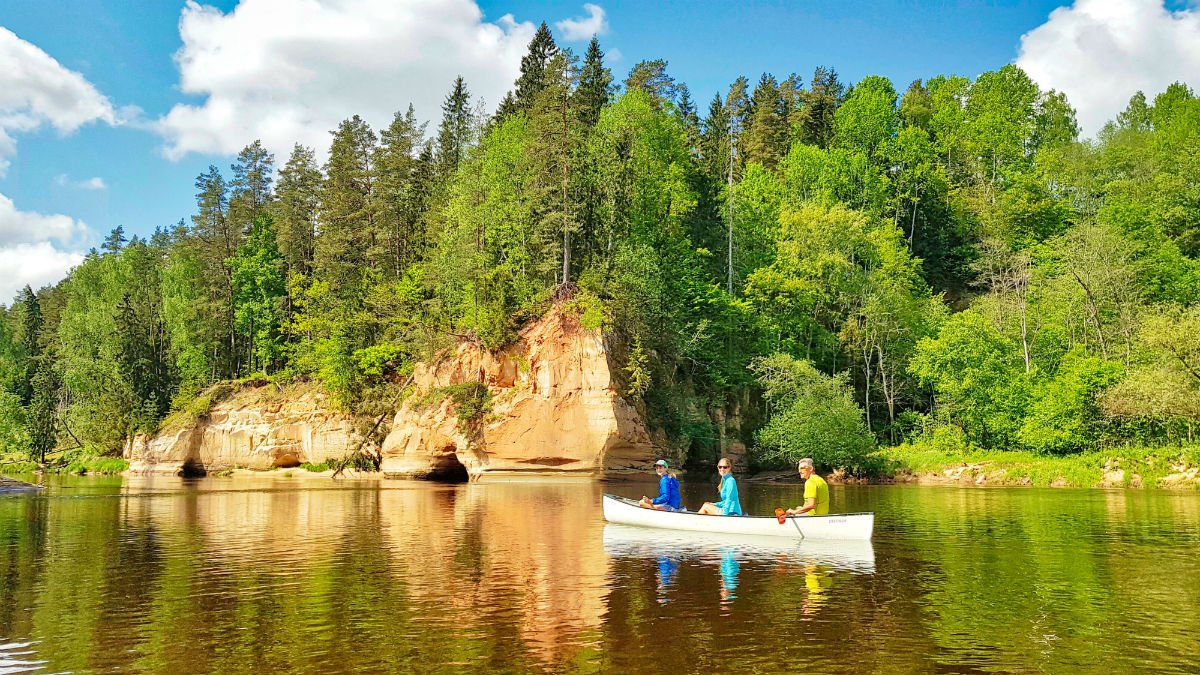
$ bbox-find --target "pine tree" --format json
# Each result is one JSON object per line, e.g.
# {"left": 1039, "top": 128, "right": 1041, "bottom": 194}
{"left": 274, "top": 144, "right": 321, "bottom": 278}
{"left": 101, "top": 226, "right": 127, "bottom": 253}
{"left": 513, "top": 22, "right": 559, "bottom": 114}
{"left": 377, "top": 104, "right": 429, "bottom": 273}
{"left": 230, "top": 140, "right": 275, "bottom": 229}
{"left": 575, "top": 36, "right": 613, "bottom": 126}
{"left": 743, "top": 73, "right": 786, "bottom": 168}
{"left": 436, "top": 77, "right": 473, "bottom": 179}
{"left": 624, "top": 59, "right": 677, "bottom": 108}
{"left": 190, "top": 164, "right": 239, "bottom": 378}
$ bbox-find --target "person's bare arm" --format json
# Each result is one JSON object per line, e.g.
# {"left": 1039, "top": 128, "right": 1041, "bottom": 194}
{"left": 786, "top": 497, "right": 816, "bottom": 515}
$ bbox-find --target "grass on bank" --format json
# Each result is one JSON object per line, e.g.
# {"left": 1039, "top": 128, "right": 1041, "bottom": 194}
{"left": 878, "top": 441, "right": 1200, "bottom": 488}
{"left": 0, "top": 450, "right": 128, "bottom": 476}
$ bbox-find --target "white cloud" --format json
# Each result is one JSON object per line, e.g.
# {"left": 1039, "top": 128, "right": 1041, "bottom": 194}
{"left": 0, "top": 242, "right": 83, "bottom": 303}
{"left": 0, "top": 193, "right": 89, "bottom": 301}
{"left": 0, "top": 193, "right": 89, "bottom": 247}
{"left": 0, "top": 27, "right": 116, "bottom": 176}
{"left": 156, "top": 0, "right": 542, "bottom": 160}
{"left": 1016, "top": 0, "right": 1200, "bottom": 137}
{"left": 556, "top": 4, "right": 608, "bottom": 41}
{"left": 54, "top": 174, "right": 107, "bottom": 190}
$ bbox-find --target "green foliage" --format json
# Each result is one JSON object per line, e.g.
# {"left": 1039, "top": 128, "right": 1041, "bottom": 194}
{"left": 227, "top": 214, "right": 286, "bottom": 374}
{"left": 910, "top": 310, "right": 1028, "bottom": 447}
{"left": 13, "top": 60, "right": 1200, "bottom": 471}
{"left": 1018, "top": 349, "right": 1123, "bottom": 454}
{"left": 752, "top": 353, "right": 875, "bottom": 472}
{"left": 623, "top": 336, "right": 651, "bottom": 397}
{"left": 416, "top": 383, "right": 492, "bottom": 433}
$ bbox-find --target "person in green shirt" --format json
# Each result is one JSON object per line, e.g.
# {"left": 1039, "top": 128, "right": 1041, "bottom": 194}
{"left": 786, "top": 458, "right": 829, "bottom": 516}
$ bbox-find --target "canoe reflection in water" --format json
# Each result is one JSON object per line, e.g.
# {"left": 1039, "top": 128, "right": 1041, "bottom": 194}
{"left": 603, "top": 524, "right": 875, "bottom": 608}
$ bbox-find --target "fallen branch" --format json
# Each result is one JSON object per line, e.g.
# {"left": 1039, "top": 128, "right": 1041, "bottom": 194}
{"left": 332, "top": 374, "right": 416, "bottom": 479}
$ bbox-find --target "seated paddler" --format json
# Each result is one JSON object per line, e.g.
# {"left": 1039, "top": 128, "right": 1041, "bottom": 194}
{"left": 786, "top": 458, "right": 829, "bottom": 516}
{"left": 696, "top": 457, "right": 742, "bottom": 516}
{"left": 639, "top": 459, "right": 682, "bottom": 511}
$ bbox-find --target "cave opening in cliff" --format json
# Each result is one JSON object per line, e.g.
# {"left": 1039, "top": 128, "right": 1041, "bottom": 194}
{"left": 426, "top": 450, "right": 469, "bottom": 483}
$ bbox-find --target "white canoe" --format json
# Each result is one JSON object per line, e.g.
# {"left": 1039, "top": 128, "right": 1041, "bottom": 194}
{"left": 602, "top": 494, "right": 874, "bottom": 541}
{"left": 603, "top": 524, "right": 876, "bottom": 573}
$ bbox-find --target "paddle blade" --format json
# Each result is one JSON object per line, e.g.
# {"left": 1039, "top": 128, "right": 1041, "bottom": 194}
{"left": 774, "top": 507, "right": 786, "bottom": 524}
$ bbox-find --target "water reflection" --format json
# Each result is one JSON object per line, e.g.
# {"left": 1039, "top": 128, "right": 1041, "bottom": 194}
{"left": 602, "top": 524, "right": 875, "bottom": 614}
{"left": 2, "top": 478, "right": 1199, "bottom": 674}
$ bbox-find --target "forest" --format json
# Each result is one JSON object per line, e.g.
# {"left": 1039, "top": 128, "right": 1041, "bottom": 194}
{"left": 3, "top": 23, "right": 1200, "bottom": 473}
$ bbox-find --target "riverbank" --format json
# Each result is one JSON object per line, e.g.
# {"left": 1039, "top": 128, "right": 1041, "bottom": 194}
{"left": 749, "top": 444, "right": 1200, "bottom": 489}
{"left": 0, "top": 456, "right": 128, "bottom": 476}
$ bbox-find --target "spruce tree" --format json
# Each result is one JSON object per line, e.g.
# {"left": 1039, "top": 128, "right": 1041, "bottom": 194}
{"left": 318, "top": 115, "right": 378, "bottom": 301}
{"left": 14, "top": 286, "right": 41, "bottom": 406}
{"left": 27, "top": 363, "right": 57, "bottom": 463}
{"left": 436, "top": 77, "right": 473, "bottom": 179}
{"left": 799, "top": 66, "right": 844, "bottom": 148}
{"left": 513, "top": 22, "right": 558, "bottom": 113}
{"left": 676, "top": 84, "right": 701, "bottom": 152}
{"left": 528, "top": 53, "right": 582, "bottom": 286}
{"left": 575, "top": 36, "right": 612, "bottom": 126}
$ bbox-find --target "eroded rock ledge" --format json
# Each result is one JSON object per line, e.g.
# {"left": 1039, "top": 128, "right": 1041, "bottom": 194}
{"left": 125, "top": 384, "right": 359, "bottom": 476}
{"left": 125, "top": 308, "right": 658, "bottom": 479}
{"left": 380, "top": 308, "right": 657, "bottom": 479}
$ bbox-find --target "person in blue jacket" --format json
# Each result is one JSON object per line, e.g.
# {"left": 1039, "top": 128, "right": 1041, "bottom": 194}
{"left": 640, "top": 459, "right": 682, "bottom": 511}
{"left": 697, "top": 457, "right": 742, "bottom": 516}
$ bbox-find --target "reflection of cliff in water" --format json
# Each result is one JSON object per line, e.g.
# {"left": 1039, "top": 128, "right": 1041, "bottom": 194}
{"left": 379, "top": 481, "right": 610, "bottom": 667}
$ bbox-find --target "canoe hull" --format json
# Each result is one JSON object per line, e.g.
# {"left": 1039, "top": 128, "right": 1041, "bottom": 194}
{"left": 601, "top": 494, "right": 873, "bottom": 541}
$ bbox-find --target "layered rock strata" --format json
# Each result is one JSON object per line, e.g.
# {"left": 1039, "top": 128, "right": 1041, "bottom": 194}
{"left": 125, "top": 385, "right": 358, "bottom": 476}
{"left": 379, "top": 309, "right": 657, "bottom": 479}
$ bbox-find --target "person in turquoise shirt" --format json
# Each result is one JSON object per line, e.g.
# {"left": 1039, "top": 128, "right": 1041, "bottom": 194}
{"left": 697, "top": 458, "right": 742, "bottom": 516}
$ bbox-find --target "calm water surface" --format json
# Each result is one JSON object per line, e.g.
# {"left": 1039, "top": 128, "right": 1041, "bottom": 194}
{"left": 0, "top": 474, "right": 1197, "bottom": 674}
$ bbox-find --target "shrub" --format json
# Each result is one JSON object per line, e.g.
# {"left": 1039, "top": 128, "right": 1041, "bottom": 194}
{"left": 752, "top": 353, "right": 876, "bottom": 472}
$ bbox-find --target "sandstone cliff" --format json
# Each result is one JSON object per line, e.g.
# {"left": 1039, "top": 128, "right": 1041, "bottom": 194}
{"left": 125, "top": 308, "right": 658, "bottom": 478}
{"left": 380, "top": 308, "right": 658, "bottom": 479}
{"left": 125, "top": 384, "right": 359, "bottom": 476}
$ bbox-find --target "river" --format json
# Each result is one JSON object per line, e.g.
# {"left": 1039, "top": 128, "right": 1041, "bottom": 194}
{"left": 0, "top": 475, "right": 1197, "bottom": 674}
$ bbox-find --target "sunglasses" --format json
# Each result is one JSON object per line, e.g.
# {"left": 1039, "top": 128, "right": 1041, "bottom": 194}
{"left": 717, "top": 465, "right": 731, "bottom": 470}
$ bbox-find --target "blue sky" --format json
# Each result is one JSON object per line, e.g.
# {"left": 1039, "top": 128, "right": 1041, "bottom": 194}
{"left": 1, "top": 0, "right": 1198, "bottom": 302}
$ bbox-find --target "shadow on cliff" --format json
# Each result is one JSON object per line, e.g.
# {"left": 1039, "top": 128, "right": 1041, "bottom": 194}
{"left": 425, "top": 449, "right": 469, "bottom": 482}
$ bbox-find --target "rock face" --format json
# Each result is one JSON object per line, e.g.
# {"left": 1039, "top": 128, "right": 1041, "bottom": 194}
{"left": 380, "top": 308, "right": 658, "bottom": 479}
{"left": 125, "top": 385, "right": 359, "bottom": 476}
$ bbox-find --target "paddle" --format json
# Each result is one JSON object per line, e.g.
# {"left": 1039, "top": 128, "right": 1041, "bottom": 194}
{"left": 776, "top": 507, "right": 807, "bottom": 539}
